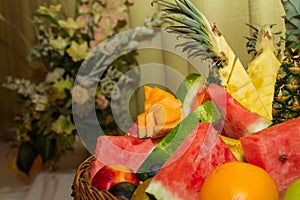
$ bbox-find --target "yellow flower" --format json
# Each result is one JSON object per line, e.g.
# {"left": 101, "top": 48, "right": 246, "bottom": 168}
{"left": 49, "top": 36, "right": 69, "bottom": 55}
{"left": 66, "top": 41, "right": 89, "bottom": 62}
{"left": 51, "top": 76, "right": 73, "bottom": 100}
{"left": 37, "top": 4, "right": 61, "bottom": 17}
{"left": 58, "top": 17, "right": 84, "bottom": 36}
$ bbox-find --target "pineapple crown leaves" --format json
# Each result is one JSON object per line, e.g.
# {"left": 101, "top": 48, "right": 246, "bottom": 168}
{"left": 281, "top": 0, "right": 300, "bottom": 52}
{"left": 245, "top": 24, "right": 282, "bottom": 58}
{"left": 152, "top": 0, "right": 226, "bottom": 64}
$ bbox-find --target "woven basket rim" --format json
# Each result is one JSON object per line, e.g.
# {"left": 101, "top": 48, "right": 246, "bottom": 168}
{"left": 71, "top": 156, "right": 117, "bottom": 200}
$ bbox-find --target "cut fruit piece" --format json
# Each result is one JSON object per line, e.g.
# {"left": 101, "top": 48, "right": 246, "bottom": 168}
{"left": 219, "top": 135, "right": 246, "bottom": 162}
{"left": 131, "top": 178, "right": 153, "bottom": 200}
{"left": 137, "top": 86, "right": 183, "bottom": 138}
{"left": 145, "top": 122, "right": 236, "bottom": 200}
{"left": 93, "top": 135, "right": 160, "bottom": 178}
{"left": 91, "top": 164, "right": 140, "bottom": 191}
{"left": 240, "top": 117, "right": 300, "bottom": 197}
{"left": 175, "top": 73, "right": 206, "bottom": 116}
{"left": 204, "top": 84, "right": 271, "bottom": 139}
{"left": 153, "top": 0, "right": 269, "bottom": 119}
{"left": 246, "top": 25, "right": 281, "bottom": 120}
{"left": 127, "top": 121, "right": 139, "bottom": 137}
{"left": 247, "top": 48, "right": 280, "bottom": 120}
{"left": 137, "top": 101, "right": 221, "bottom": 180}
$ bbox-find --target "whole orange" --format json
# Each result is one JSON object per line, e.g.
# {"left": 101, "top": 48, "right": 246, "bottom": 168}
{"left": 199, "top": 161, "right": 279, "bottom": 200}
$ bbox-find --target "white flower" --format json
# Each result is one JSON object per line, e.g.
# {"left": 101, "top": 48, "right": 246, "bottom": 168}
{"left": 77, "top": 75, "right": 94, "bottom": 87}
{"left": 34, "top": 95, "right": 48, "bottom": 111}
{"left": 119, "top": 74, "right": 133, "bottom": 84}
{"left": 106, "top": 67, "right": 123, "bottom": 80}
{"left": 46, "top": 68, "right": 65, "bottom": 83}
{"left": 111, "top": 86, "right": 120, "bottom": 100}
{"left": 100, "top": 77, "right": 116, "bottom": 97}
{"left": 71, "top": 85, "right": 89, "bottom": 104}
{"left": 35, "top": 102, "right": 46, "bottom": 111}
{"left": 17, "top": 80, "right": 35, "bottom": 97}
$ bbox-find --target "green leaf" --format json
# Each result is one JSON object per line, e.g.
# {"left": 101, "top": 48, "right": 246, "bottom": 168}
{"left": 16, "top": 142, "right": 38, "bottom": 174}
{"left": 35, "top": 135, "right": 56, "bottom": 163}
{"left": 36, "top": 14, "right": 69, "bottom": 37}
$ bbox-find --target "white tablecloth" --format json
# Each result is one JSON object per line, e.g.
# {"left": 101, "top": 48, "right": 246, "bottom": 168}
{"left": 0, "top": 171, "right": 76, "bottom": 200}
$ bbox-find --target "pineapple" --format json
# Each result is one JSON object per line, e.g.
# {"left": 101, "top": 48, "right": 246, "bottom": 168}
{"left": 272, "top": 0, "right": 300, "bottom": 124}
{"left": 246, "top": 24, "right": 281, "bottom": 120}
{"left": 152, "top": 0, "right": 269, "bottom": 119}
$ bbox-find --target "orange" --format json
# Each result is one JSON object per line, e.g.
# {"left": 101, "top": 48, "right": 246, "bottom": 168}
{"left": 199, "top": 162, "right": 279, "bottom": 200}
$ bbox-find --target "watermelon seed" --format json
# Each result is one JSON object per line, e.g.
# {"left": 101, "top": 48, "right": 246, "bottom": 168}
{"left": 278, "top": 155, "right": 287, "bottom": 163}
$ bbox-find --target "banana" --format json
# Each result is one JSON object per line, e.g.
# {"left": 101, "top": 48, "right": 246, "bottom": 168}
{"left": 219, "top": 135, "right": 246, "bottom": 162}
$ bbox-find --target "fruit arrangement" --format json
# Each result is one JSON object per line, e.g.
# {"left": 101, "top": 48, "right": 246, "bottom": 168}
{"left": 72, "top": 0, "right": 300, "bottom": 199}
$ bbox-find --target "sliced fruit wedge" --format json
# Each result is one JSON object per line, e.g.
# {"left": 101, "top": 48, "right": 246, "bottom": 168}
{"left": 136, "top": 101, "right": 221, "bottom": 181}
{"left": 145, "top": 122, "right": 236, "bottom": 200}
{"left": 175, "top": 73, "right": 206, "bottom": 116}
{"left": 137, "top": 86, "right": 183, "bottom": 138}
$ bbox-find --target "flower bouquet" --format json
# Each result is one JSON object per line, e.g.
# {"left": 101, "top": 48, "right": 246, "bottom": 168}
{"left": 2, "top": 0, "right": 162, "bottom": 174}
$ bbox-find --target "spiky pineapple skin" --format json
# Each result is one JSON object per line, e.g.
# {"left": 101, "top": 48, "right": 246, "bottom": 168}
{"left": 272, "top": 54, "right": 300, "bottom": 124}
{"left": 272, "top": 0, "right": 300, "bottom": 124}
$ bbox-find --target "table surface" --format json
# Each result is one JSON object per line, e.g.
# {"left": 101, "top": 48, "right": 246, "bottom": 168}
{"left": 0, "top": 171, "right": 76, "bottom": 200}
{"left": 0, "top": 139, "right": 90, "bottom": 200}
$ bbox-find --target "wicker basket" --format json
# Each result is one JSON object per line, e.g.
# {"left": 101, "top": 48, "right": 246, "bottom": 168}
{"left": 71, "top": 156, "right": 117, "bottom": 200}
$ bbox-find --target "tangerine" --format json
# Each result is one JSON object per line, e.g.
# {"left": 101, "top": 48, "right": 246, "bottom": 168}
{"left": 199, "top": 161, "right": 279, "bottom": 200}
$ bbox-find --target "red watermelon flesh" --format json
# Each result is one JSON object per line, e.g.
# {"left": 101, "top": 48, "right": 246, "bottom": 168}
{"left": 240, "top": 117, "right": 300, "bottom": 197}
{"left": 193, "top": 84, "right": 271, "bottom": 139}
{"left": 94, "top": 135, "right": 160, "bottom": 174}
{"left": 146, "top": 122, "right": 236, "bottom": 200}
{"left": 126, "top": 121, "right": 139, "bottom": 137}
{"left": 90, "top": 121, "right": 156, "bottom": 181}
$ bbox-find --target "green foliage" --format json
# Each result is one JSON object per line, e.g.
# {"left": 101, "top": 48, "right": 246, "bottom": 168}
{"left": 281, "top": 0, "right": 300, "bottom": 51}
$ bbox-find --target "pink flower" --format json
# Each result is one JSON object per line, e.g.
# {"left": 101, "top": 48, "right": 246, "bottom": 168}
{"left": 95, "top": 94, "right": 108, "bottom": 110}
{"left": 89, "top": 26, "right": 113, "bottom": 49}
{"left": 78, "top": 3, "right": 89, "bottom": 14}
{"left": 76, "top": 14, "right": 90, "bottom": 33}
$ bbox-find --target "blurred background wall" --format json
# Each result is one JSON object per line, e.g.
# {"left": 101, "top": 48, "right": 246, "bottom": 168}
{"left": 0, "top": 0, "right": 285, "bottom": 134}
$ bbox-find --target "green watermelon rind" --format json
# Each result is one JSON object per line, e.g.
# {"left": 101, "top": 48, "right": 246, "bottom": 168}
{"left": 146, "top": 180, "right": 180, "bottom": 200}
{"left": 175, "top": 73, "right": 206, "bottom": 116}
{"left": 136, "top": 101, "right": 221, "bottom": 179}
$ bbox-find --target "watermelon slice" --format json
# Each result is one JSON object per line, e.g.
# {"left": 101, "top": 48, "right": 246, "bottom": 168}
{"left": 202, "top": 84, "right": 272, "bottom": 139}
{"left": 137, "top": 101, "right": 221, "bottom": 180}
{"left": 176, "top": 73, "right": 271, "bottom": 139}
{"left": 90, "top": 135, "right": 160, "bottom": 182}
{"left": 240, "top": 117, "right": 300, "bottom": 196}
{"left": 175, "top": 73, "right": 206, "bottom": 116}
{"left": 126, "top": 121, "right": 139, "bottom": 137}
{"left": 145, "top": 122, "right": 236, "bottom": 200}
